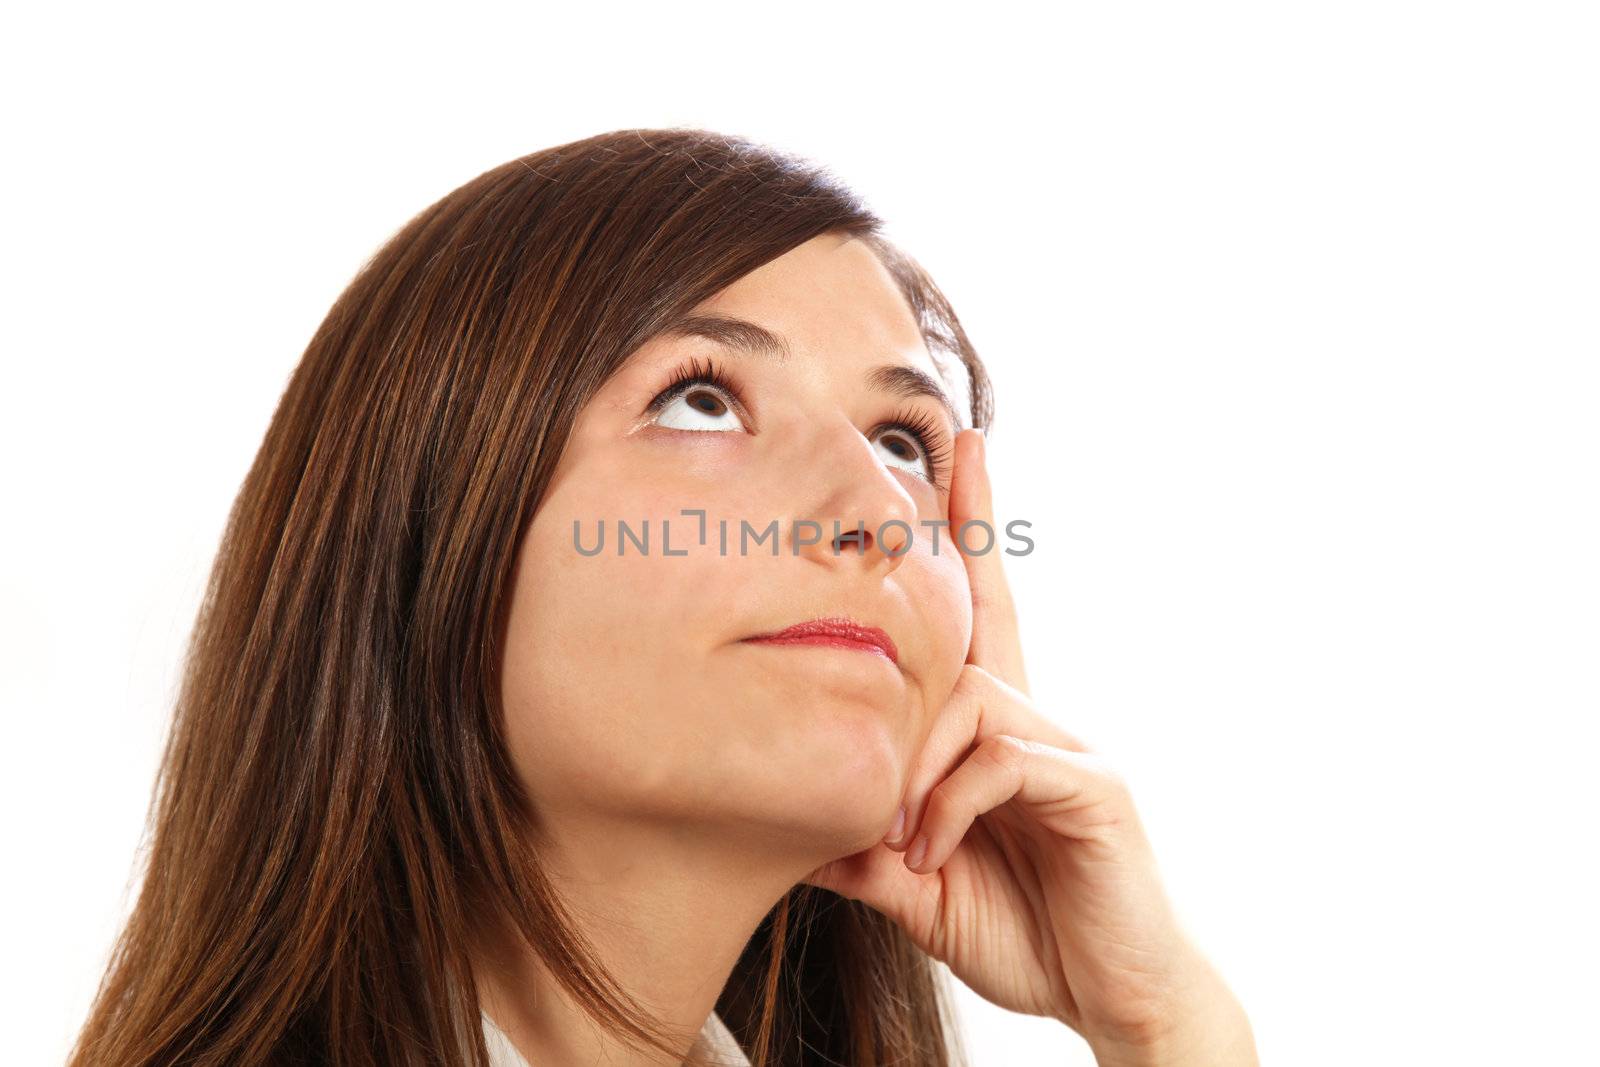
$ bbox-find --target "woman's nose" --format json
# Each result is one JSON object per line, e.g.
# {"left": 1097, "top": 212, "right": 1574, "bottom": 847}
{"left": 790, "top": 415, "right": 919, "bottom": 573}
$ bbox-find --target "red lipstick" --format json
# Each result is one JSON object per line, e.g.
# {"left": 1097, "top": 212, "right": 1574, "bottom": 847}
{"left": 742, "top": 616, "right": 899, "bottom": 664}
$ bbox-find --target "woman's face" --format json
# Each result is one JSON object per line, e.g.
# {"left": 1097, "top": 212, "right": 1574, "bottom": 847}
{"left": 500, "top": 233, "right": 973, "bottom": 859}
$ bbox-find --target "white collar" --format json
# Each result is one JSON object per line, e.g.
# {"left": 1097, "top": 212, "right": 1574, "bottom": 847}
{"left": 481, "top": 1006, "right": 750, "bottom": 1066}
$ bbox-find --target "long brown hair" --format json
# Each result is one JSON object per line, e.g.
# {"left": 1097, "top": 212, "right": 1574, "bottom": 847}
{"left": 70, "top": 127, "right": 993, "bottom": 1066}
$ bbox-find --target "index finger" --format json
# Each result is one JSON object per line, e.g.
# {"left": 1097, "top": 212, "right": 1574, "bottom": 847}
{"left": 949, "top": 428, "right": 1030, "bottom": 696}
{"left": 885, "top": 663, "right": 1092, "bottom": 850}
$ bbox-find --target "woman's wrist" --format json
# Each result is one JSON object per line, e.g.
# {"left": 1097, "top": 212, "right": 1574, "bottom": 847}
{"left": 1080, "top": 958, "right": 1258, "bottom": 1067}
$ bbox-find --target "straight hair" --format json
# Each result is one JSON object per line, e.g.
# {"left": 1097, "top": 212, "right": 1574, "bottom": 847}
{"left": 70, "top": 127, "right": 993, "bottom": 1066}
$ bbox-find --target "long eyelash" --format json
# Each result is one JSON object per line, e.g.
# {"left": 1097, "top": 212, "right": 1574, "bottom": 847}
{"left": 646, "top": 363, "right": 951, "bottom": 491}
{"left": 879, "top": 405, "right": 954, "bottom": 493}
{"left": 645, "top": 356, "right": 747, "bottom": 421}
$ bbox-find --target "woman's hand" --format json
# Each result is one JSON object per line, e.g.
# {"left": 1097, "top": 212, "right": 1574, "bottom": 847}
{"left": 801, "top": 429, "right": 1258, "bottom": 1066}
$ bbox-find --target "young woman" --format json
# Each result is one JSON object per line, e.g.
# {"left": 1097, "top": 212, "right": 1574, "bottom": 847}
{"left": 70, "top": 128, "right": 1256, "bottom": 1066}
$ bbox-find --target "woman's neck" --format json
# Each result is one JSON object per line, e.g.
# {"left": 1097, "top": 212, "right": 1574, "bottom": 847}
{"left": 468, "top": 811, "right": 825, "bottom": 1065}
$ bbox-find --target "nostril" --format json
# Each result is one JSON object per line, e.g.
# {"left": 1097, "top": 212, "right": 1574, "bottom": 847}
{"left": 831, "top": 523, "right": 873, "bottom": 555}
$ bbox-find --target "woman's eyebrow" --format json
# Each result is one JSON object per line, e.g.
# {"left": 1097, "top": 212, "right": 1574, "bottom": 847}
{"left": 661, "top": 313, "right": 962, "bottom": 437}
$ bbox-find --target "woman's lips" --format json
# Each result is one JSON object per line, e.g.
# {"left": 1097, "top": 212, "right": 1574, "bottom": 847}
{"left": 740, "top": 616, "right": 899, "bottom": 665}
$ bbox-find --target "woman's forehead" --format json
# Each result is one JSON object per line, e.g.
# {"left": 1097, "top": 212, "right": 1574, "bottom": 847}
{"left": 593, "top": 235, "right": 970, "bottom": 430}
{"left": 698, "top": 234, "right": 931, "bottom": 364}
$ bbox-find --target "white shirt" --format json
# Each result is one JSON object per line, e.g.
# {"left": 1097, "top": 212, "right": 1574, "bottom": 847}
{"left": 481, "top": 1007, "right": 750, "bottom": 1066}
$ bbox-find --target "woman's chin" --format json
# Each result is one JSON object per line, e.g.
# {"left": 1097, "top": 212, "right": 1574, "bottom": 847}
{"left": 763, "top": 775, "right": 904, "bottom": 856}
{"left": 800, "top": 711, "right": 917, "bottom": 848}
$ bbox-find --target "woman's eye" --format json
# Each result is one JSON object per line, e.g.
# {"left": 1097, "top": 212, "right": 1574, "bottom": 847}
{"left": 650, "top": 384, "right": 747, "bottom": 433}
{"left": 872, "top": 428, "right": 930, "bottom": 480}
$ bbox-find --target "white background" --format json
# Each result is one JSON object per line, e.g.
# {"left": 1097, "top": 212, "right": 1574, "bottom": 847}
{"left": 4, "top": 3, "right": 1596, "bottom": 1064}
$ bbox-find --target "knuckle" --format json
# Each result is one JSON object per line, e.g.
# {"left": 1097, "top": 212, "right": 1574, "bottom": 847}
{"left": 982, "top": 733, "right": 1030, "bottom": 772}
{"left": 954, "top": 663, "right": 993, "bottom": 695}
{"left": 1081, "top": 750, "right": 1131, "bottom": 795}
{"left": 921, "top": 781, "right": 953, "bottom": 824}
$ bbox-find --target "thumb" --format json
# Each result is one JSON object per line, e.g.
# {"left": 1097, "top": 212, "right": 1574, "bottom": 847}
{"left": 798, "top": 845, "right": 922, "bottom": 930}
{"left": 799, "top": 852, "right": 866, "bottom": 899}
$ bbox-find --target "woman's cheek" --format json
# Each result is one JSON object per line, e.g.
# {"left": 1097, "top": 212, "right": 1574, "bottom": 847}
{"left": 914, "top": 543, "right": 974, "bottom": 691}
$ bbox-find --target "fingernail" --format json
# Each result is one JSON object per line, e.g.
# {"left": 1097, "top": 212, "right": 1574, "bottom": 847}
{"left": 905, "top": 834, "right": 928, "bottom": 870}
{"left": 886, "top": 806, "right": 905, "bottom": 845}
